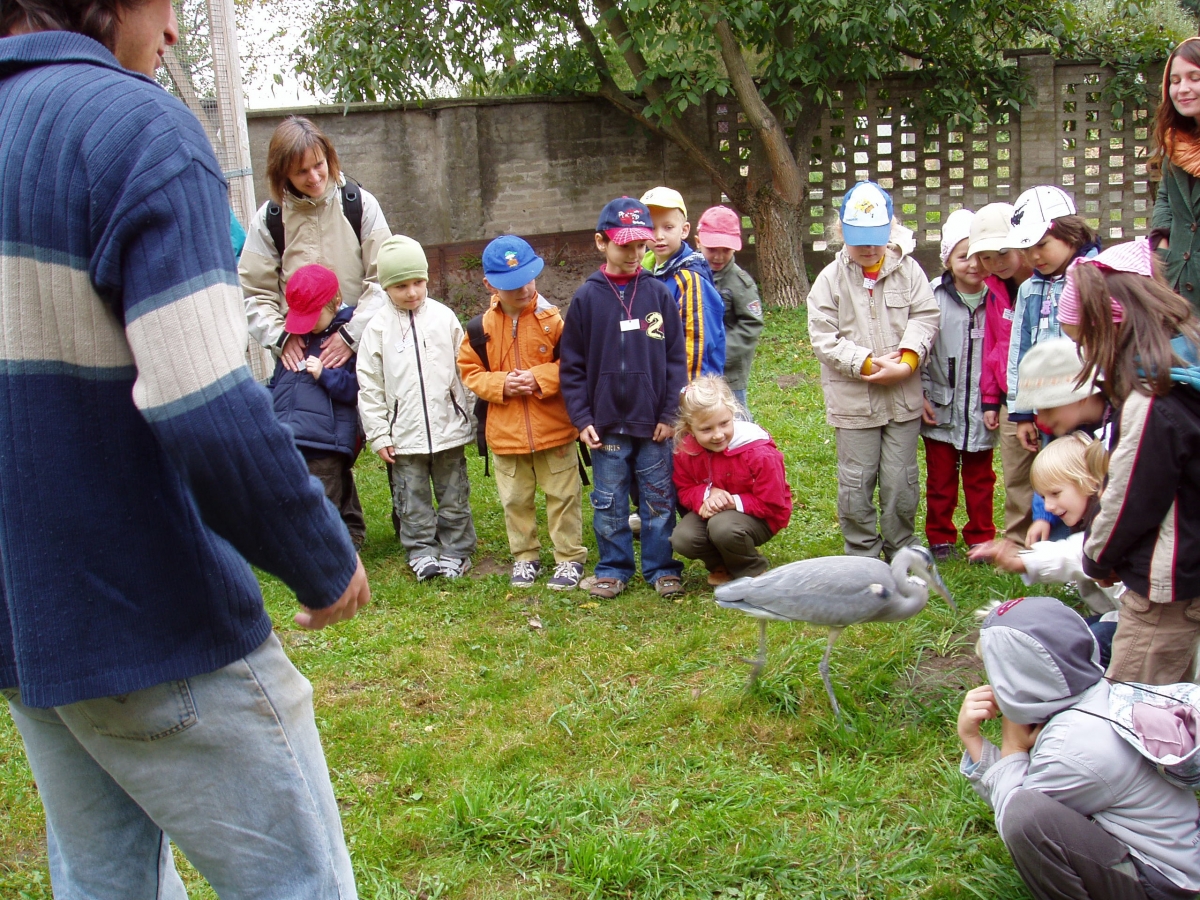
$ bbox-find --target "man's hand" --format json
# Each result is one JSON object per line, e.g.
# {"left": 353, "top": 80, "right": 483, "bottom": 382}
{"left": 922, "top": 397, "right": 938, "bottom": 426}
{"left": 1017, "top": 421, "right": 1041, "bottom": 453}
{"left": 503, "top": 369, "right": 537, "bottom": 397}
{"left": 377, "top": 445, "right": 396, "bottom": 464}
{"left": 579, "top": 425, "right": 602, "bottom": 449}
{"left": 983, "top": 410, "right": 999, "bottom": 431}
{"left": 280, "top": 333, "right": 306, "bottom": 372}
{"left": 305, "top": 356, "right": 324, "bottom": 380}
{"left": 294, "top": 556, "right": 370, "bottom": 630}
{"left": 318, "top": 331, "right": 353, "bottom": 368}
{"left": 1026, "top": 519, "right": 1051, "bottom": 545}
{"left": 1000, "top": 715, "right": 1043, "bottom": 757}
{"left": 699, "top": 488, "right": 735, "bottom": 519}
{"left": 652, "top": 422, "right": 674, "bottom": 442}
{"left": 862, "top": 351, "right": 914, "bottom": 386}
{"left": 968, "top": 539, "right": 1026, "bottom": 574}
{"left": 958, "top": 684, "right": 1000, "bottom": 763}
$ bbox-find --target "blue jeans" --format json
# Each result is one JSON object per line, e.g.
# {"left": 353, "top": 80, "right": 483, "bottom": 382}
{"left": 732, "top": 388, "right": 753, "bottom": 421}
{"left": 589, "top": 433, "right": 682, "bottom": 584}
{"left": 3, "top": 634, "right": 356, "bottom": 899}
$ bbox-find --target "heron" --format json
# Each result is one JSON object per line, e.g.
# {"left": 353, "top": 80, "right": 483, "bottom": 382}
{"left": 713, "top": 545, "right": 956, "bottom": 720}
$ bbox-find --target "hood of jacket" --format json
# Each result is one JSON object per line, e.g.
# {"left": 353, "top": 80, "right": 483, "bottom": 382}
{"left": 978, "top": 596, "right": 1105, "bottom": 724}
{"left": 650, "top": 244, "right": 716, "bottom": 282}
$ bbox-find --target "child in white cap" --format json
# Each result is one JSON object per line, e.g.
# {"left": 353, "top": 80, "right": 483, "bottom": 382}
{"left": 807, "top": 180, "right": 940, "bottom": 559}
{"left": 920, "top": 208, "right": 997, "bottom": 560}
{"left": 695, "top": 205, "right": 764, "bottom": 415}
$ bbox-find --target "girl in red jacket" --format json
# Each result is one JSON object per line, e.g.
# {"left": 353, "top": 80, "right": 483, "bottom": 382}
{"left": 670, "top": 377, "right": 793, "bottom": 585}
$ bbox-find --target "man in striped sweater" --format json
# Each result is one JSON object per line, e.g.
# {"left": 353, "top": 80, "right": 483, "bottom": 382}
{"left": 0, "top": 1, "right": 369, "bottom": 896}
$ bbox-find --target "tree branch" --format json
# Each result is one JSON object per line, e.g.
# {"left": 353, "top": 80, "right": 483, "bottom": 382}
{"left": 591, "top": 0, "right": 671, "bottom": 102}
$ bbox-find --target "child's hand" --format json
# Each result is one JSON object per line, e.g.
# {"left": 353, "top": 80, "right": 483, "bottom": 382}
{"left": 377, "top": 446, "right": 396, "bottom": 464}
{"left": 1026, "top": 520, "right": 1051, "bottom": 545}
{"left": 983, "top": 410, "right": 999, "bottom": 430}
{"left": 1001, "top": 715, "right": 1043, "bottom": 758}
{"left": 921, "top": 398, "right": 938, "bottom": 426}
{"left": 699, "top": 488, "right": 735, "bottom": 518}
{"left": 504, "top": 369, "right": 537, "bottom": 396}
{"left": 968, "top": 539, "right": 1026, "bottom": 574}
{"left": 862, "top": 351, "right": 914, "bottom": 386}
{"left": 958, "top": 684, "right": 999, "bottom": 762}
{"left": 579, "top": 425, "right": 602, "bottom": 449}
{"left": 305, "top": 356, "right": 324, "bottom": 380}
{"left": 280, "top": 333, "right": 306, "bottom": 371}
{"left": 1017, "top": 421, "right": 1041, "bottom": 453}
{"left": 652, "top": 422, "right": 674, "bottom": 442}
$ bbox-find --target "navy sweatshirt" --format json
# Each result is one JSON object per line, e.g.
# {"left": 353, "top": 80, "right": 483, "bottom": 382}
{"left": 0, "top": 33, "right": 357, "bottom": 707}
{"left": 559, "top": 268, "right": 688, "bottom": 438}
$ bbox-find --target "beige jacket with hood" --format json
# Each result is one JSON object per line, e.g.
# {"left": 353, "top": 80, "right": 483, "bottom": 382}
{"left": 239, "top": 177, "right": 391, "bottom": 351}
{"left": 806, "top": 245, "right": 940, "bottom": 429}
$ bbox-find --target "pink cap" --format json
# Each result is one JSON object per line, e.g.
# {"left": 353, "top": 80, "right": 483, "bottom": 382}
{"left": 1058, "top": 238, "right": 1153, "bottom": 326}
{"left": 696, "top": 205, "right": 743, "bottom": 251}
{"left": 284, "top": 264, "right": 340, "bottom": 333}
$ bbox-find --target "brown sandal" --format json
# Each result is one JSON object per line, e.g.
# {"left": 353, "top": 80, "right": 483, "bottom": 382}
{"left": 589, "top": 577, "right": 626, "bottom": 599}
{"left": 655, "top": 575, "right": 684, "bottom": 597}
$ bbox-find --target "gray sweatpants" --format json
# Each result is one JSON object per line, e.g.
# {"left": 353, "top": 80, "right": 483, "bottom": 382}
{"left": 1001, "top": 789, "right": 1194, "bottom": 900}
{"left": 389, "top": 444, "right": 477, "bottom": 562}
{"left": 834, "top": 417, "right": 921, "bottom": 559}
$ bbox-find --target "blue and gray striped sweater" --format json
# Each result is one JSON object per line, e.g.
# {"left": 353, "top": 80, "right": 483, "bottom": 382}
{"left": 0, "top": 32, "right": 357, "bottom": 707}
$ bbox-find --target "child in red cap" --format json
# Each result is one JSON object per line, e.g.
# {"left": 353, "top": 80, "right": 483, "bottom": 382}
{"left": 269, "top": 263, "right": 365, "bottom": 547}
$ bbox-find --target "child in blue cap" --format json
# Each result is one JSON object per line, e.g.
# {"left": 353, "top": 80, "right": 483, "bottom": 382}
{"left": 806, "top": 181, "right": 940, "bottom": 559}
{"left": 457, "top": 236, "right": 587, "bottom": 590}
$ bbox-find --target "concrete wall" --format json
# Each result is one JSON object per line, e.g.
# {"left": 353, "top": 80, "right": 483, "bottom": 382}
{"left": 247, "top": 97, "right": 719, "bottom": 247}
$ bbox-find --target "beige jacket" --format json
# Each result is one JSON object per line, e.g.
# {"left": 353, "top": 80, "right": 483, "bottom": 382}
{"left": 239, "top": 177, "right": 391, "bottom": 351}
{"left": 807, "top": 246, "right": 940, "bottom": 429}
{"left": 357, "top": 297, "right": 473, "bottom": 456}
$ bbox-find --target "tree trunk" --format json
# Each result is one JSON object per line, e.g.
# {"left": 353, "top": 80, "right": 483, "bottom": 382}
{"left": 747, "top": 192, "right": 809, "bottom": 309}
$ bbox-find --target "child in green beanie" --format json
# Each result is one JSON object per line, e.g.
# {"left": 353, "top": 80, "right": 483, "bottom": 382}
{"left": 357, "top": 235, "right": 477, "bottom": 580}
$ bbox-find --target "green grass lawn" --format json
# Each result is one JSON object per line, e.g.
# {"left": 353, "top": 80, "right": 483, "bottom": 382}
{"left": 0, "top": 306, "right": 1066, "bottom": 899}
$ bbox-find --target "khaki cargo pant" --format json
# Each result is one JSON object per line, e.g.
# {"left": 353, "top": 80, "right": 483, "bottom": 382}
{"left": 1106, "top": 590, "right": 1200, "bottom": 685}
{"left": 835, "top": 417, "right": 922, "bottom": 560}
{"left": 998, "top": 405, "right": 1035, "bottom": 548}
{"left": 493, "top": 442, "right": 586, "bottom": 564}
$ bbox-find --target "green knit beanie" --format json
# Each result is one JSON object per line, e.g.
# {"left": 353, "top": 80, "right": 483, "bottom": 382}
{"left": 377, "top": 235, "right": 429, "bottom": 288}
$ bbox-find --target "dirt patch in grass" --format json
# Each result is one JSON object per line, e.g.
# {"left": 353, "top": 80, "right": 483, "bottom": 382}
{"left": 903, "top": 646, "right": 985, "bottom": 699}
{"left": 471, "top": 556, "right": 509, "bottom": 578}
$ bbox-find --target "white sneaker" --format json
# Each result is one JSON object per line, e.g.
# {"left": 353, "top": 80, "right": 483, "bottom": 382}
{"left": 410, "top": 556, "right": 442, "bottom": 582}
{"left": 510, "top": 559, "right": 542, "bottom": 587}
{"left": 440, "top": 557, "right": 472, "bottom": 579}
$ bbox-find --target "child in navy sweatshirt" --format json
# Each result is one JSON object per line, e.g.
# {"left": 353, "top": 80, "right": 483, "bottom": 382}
{"left": 559, "top": 197, "right": 689, "bottom": 600}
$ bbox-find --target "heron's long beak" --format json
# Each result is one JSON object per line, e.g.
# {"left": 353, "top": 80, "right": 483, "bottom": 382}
{"left": 925, "top": 563, "right": 957, "bottom": 612}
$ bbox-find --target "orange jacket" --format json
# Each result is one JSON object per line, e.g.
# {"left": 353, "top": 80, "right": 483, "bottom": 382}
{"left": 457, "top": 294, "right": 578, "bottom": 455}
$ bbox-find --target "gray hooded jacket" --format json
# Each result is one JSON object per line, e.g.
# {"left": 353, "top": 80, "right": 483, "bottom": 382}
{"left": 961, "top": 596, "right": 1200, "bottom": 892}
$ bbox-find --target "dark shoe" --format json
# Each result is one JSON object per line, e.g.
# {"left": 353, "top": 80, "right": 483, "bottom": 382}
{"left": 930, "top": 543, "right": 958, "bottom": 562}
{"left": 547, "top": 561, "right": 584, "bottom": 591}
{"left": 510, "top": 559, "right": 542, "bottom": 587}
{"left": 411, "top": 556, "right": 442, "bottom": 582}
{"left": 440, "top": 557, "right": 473, "bottom": 579}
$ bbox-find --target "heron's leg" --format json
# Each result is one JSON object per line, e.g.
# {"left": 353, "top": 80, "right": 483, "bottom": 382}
{"left": 741, "top": 620, "right": 768, "bottom": 684}
{"left": 818, "top": 627, "right": 845, "bottom": 722}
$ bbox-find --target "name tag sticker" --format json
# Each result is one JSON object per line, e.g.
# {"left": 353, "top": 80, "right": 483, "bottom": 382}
{"left": 970, "top": 327, "right": 985, "bottom": 339}
{"left": 620, "top": 318, "right": 641, "bottom": 332}
{"left": 1002, "top": 309, "right": 1015, "bottom": 321}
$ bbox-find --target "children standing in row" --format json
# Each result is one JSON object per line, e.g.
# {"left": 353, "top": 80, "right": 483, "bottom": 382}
{"left": 457, "top": 236, "right": 587, "bottom": 590}
{"left": 559, "top": 198, "right": 689, "bottom": 599}
{"left": 358, "top": 235, "right": 477, "bottom": 581}
{"left": 920, "top": 209, "right": 997, "bottom": 560}
{"left": 695, "top": 206, "right": 764, "bottom": 414}
{"left": 808, "top": 180, "right": 940, "bottom": 559}
{"left": 670, "top": 377, "right": 792, "bottom": 584}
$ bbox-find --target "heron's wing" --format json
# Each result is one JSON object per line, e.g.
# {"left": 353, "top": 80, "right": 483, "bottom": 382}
{"left": 714, "top": 557, "right": 894, "bottom": 626}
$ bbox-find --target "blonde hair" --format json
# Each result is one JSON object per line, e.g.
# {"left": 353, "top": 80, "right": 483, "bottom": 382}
{"left": 675, "top": 376, "right": 741, "bottom": 446}
{"left": 266, "top": 117, "right": 342, "bottom": 203}
{"left": 1029, "top": 432, "right": 1109, "bottom": 498}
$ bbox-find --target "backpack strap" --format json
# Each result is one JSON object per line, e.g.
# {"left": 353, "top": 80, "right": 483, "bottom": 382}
{"left": 266, "top": 178, "right": 364, "bottom": 258}
{"left": 266, "top": 201, "right": 285, "bottom": 257}
{"left": 466, "top": 313, "right": 491, "bottom": 464}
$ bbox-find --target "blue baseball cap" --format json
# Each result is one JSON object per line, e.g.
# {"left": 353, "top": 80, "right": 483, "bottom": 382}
{"left": 597, "top": 197, "right": 656, "bottom": 245}
{"left": 840, "top": 181, "right": 894, "bottom": 246}
{"left": 482, "top": 235, "right": 544, "bottom": 291}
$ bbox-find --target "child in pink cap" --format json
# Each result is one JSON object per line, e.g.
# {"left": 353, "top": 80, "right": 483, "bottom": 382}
{"left": 696, "top": 205, "right": 763, "bottom": 415}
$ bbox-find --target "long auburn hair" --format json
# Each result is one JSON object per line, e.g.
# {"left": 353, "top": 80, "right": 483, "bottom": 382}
{"left": 265, "top": 116, "right": 342, "bottom": 204}
{"left": 0, "top": 0, "right": 133, "bottom": 48}
{"left": 1071, "top": 263, "right": 1200, "bottom": 402}
{"left": 1152, "top": 38, "right": 1200, "bottom": 170}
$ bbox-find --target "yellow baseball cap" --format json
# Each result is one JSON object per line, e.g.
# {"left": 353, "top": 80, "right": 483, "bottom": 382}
{"left": 640, "top": 186, "right": 687, "bottom": 219}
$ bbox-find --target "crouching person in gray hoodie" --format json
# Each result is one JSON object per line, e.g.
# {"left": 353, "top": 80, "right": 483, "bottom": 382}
{"left": 958, "top": 596, "right": 1200, "bottom": 900}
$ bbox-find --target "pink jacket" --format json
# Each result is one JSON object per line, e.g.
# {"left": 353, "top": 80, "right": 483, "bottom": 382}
{"left": 672, "top": 423, "right": 793, "bottom": 534}
{"left": 981, "top": 275, "right": 1015, "bottom": 410}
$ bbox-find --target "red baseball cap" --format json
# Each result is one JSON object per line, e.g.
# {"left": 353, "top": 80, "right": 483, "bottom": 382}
{"left": 696, "top": 205, "right": 743, "bottom": 251}
{"left": 284, "top": 265, "right": 340, "bottom": 333}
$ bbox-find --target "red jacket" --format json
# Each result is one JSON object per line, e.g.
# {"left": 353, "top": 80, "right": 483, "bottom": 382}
{"left": 672, "top": 423, "right": 793, "bottom": 534}
{"left": 980, "top": 275, "right": 1015, "bottom": 410}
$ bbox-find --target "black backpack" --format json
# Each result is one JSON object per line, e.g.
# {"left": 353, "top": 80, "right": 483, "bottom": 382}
{"left": 265, "top": 179, "right": 364, "bottom": 256}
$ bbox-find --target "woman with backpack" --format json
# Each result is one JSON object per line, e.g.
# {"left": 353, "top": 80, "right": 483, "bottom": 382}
{"left": 240, "top": 116, "right": 392, "bottom": 373}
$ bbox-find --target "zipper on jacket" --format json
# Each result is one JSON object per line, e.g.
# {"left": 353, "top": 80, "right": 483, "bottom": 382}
{"left": 512, "top": 316, "right": 535, "bottom": 452}
{"left": 961, "top": 305, "right": 980, "bottom": 452}
{"left": 410, "top": 309, "right": 434, "bottom": 454}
